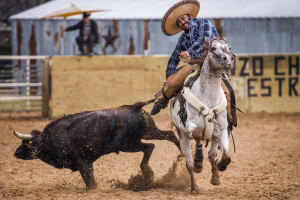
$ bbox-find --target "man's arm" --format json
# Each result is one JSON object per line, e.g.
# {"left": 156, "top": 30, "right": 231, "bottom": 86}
{"left": 166, "top": 38, "right": 182, "bottom": 78}
{"left": 187, "top": 18, "right": 219, "bottom": 59}
{"left": 65, "top": 21, "right": 81, "bottom": 32}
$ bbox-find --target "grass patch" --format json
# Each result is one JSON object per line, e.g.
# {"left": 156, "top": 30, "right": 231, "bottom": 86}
{"left": 0, "top": 100, "right": 42, "bottom": 111}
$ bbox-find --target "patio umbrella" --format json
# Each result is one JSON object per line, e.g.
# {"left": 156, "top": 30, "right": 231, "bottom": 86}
{"left": 40, "top": 4, "right": 106, "bottom": 19}
{"left": 41, "top": 4, "right": 107, "bottom": 55}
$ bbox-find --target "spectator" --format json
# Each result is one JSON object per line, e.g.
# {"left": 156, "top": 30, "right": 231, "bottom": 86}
{"left": 62, "top": 12, "right": 99, "bottom": 56}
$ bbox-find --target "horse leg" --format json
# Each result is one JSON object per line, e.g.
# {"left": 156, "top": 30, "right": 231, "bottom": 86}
{"left": 217, "top": 129, "right": 231, "bottom": 171}
{"left": 179, "top": 133, "right": 197, "bottom": 193}
{"left": 187, "top": 121, "right": 204, "bottom": 173}
{"left": 208, "top": 140, "right": 220, "bottom": 186}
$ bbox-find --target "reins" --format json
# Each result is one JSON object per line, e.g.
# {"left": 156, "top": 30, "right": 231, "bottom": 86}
{"left": 200, "top": 38, "right": 235, "bottom": 80}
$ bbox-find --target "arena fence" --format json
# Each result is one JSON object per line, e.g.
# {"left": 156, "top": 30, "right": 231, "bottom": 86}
{"left": 1, "top": 54, "right": 298, "bottom": 118}
{"left": 49, "top": 54, "right": 299, "bottom": 118}
{"left": 0, "top": 56, "right": 50, "bottom": 117}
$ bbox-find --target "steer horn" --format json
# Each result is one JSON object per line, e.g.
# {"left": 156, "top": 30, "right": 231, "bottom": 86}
{"left": 13, "top": 130, "right": 33, "bottom": 140}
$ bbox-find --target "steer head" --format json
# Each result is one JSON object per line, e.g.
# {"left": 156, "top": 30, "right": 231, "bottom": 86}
{"left": 13, "top": 130, "right": 41, "bottom": 160}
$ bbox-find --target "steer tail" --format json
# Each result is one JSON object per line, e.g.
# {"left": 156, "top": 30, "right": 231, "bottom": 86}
{"left": 132, "top": 98, "right": 155, "bottom": 111}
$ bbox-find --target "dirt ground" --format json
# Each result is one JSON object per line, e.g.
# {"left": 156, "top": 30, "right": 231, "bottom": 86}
{"left": 0, "top": 111, "right": 299, "bottom": 200}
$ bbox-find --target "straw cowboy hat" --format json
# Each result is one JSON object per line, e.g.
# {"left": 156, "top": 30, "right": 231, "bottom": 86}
{"left": 161, "top": 0, "right": 200, "bottom": 36}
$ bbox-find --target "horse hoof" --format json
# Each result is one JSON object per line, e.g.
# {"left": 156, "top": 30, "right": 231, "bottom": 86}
{"left": 193, "top": 161, "right": 203, "bottom": 173}
{"left": 190, "top": 190, "right": 198, "bottom": 195}
{"left": 211, "top": 176, "right": 220, "bottom": 186}
{"left": 217, "top": 161, "right": 229, "bottom": 171}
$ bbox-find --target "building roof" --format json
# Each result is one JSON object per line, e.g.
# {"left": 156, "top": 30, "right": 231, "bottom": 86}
{"left": 10, "top": 0, "right": 300, "bottom": 20}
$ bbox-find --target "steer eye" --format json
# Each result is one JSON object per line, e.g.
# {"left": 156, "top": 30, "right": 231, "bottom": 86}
{"left": 25, "top": 140, "right": 32, "bottom": 147}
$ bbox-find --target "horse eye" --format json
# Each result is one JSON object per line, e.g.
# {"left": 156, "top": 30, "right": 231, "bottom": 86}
{"left": 229, "top": 46, "right": 232, "bottom": 50}
{"left": 211, "top": 47, "right": 216, "bottom": 51}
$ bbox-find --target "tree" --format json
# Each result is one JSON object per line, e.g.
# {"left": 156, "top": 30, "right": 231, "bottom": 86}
{"left": 0, "top": 0, "right": 50, "bottom": 26}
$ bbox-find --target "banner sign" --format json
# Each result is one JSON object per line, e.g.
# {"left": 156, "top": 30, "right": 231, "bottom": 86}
{"left": 232, "top": 54, "right": 300, "bottom": 113}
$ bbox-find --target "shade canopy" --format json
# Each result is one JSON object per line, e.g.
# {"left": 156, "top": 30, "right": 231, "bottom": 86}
{"left": 40, "top": 4, "right": 107, "bottom": 19}
{"left": 11, "top": 0, "right": 300, "bottom": 20}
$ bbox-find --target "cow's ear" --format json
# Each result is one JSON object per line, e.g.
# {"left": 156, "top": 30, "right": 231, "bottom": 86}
{"left": 31, "top": 130, "right": 42, "bottom": 136}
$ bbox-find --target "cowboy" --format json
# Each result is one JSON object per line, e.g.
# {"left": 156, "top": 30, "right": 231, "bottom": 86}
{"left": 151, "top": 0, "right": 237, "bottom": 130}
{"left": 62, "top": 12, "right": 99, "bottom": 56}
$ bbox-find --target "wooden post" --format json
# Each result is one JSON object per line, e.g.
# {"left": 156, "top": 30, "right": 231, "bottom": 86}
{"left": 41, "top": 57, "right": 50, "bottom": 118}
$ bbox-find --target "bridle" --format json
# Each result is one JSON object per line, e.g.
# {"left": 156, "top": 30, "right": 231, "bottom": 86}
{"left": 202, "top": 39, "right": 235, "bottom": 79}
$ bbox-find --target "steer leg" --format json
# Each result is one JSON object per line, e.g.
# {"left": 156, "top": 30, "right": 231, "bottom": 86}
{"left": 141, "top": 114, "right": 181, "bottom": 151}
{"left": 143, "top": 129, "right": 180, "bottom": 151}
{"left": 140, "top": 143, "right": 155, "bottom": 181}
{"left": 121, "top": 142, "right": 155, "bottom": 182}
{"left": 208, "top": 140, "right": 220, "bottom": 186}
{"left": 78, "top": 162, "right": 97, "bottom": 189}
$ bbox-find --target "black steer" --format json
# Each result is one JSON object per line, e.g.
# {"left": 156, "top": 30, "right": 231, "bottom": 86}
{"left": 13, "top": 100, "right": 180, "bottom": 189}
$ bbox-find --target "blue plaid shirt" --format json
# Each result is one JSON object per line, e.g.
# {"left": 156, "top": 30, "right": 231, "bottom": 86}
{"left": 166, "top": 18, "right": 219, "bottom": 78}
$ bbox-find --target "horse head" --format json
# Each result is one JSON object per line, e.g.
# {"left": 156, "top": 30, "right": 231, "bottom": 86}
{"left": 206, "top": 37, "right": 235, "bottom": 73}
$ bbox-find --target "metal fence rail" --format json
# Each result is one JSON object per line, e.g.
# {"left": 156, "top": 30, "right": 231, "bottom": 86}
{"left": 0, "top": 56, "right": 50, "bottom": 116}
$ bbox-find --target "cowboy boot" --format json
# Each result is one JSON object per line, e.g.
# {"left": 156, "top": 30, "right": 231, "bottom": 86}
{"left": 151, "top": 65, "right": 194, "bottom": 115}
{"left": 151, "top": 88, "right": 169, "bottom": 115}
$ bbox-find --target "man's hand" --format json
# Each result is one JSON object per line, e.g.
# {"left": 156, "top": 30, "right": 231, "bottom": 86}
{"left": 162, "top": 80, "right": 167, "bottom": 87}
{"left": 179, "top": 51, "right": 191, "bottom": 62}
{"left": 83, "top": 36, "right": 88, "bottom": 42}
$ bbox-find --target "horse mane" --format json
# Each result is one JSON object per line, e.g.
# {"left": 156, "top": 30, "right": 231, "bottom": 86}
{"left": 195, "top": 37, "right": 210, "bottom": 64}
{"left": 190, "top": 36, "right": 229, "bottom": 66}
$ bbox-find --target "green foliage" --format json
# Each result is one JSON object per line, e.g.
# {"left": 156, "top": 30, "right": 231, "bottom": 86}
{"left": 0, "top": 100, "right": 41, "bottom": 111}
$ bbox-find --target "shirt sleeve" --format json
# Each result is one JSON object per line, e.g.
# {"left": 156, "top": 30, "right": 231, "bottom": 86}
{"left": 187, "top": 19, "right": 219, "bottom": 59}
{"left": 166, "top": 36, "right": 182, "bottom": 75}
{"left": 66, "top": 22, "right": 81, "bottom": 31}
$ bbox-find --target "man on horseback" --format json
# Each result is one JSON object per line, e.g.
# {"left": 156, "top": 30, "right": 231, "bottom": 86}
{"left": 151, "top": 0, "right": 237, "bottom": 132}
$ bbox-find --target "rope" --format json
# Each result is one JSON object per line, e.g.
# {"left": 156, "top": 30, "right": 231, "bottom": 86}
{"left": 231, "top": 130, "right": 236, "bottom": 153}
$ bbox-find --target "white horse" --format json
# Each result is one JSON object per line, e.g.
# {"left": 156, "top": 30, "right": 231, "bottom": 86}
{"left": 170, "top": 38, "right": 234, "bottom": 193}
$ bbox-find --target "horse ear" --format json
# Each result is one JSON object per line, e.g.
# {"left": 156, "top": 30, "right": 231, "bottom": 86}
{"left": 221, "top": 36, "right": 227, "bottom": 42}
{"left": 204, "top": 36, "right": 209, "bottom": 44}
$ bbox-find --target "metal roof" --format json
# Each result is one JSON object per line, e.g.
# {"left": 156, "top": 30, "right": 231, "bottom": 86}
{"left": 10, "top": 0, "right": 300, "bottom": 20}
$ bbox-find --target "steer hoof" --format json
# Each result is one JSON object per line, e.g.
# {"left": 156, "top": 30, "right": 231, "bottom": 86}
{"left": 193, "top": 161, "right": 203, "bottom": 173}
{"left": 141, "top": 164, "right": 154, "bottom": 182}
{"left": 86, "top": 182, "right": 97, "bottom": 190}
{"left": 210, "top": 175, "right": 220, "bottom": 186}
